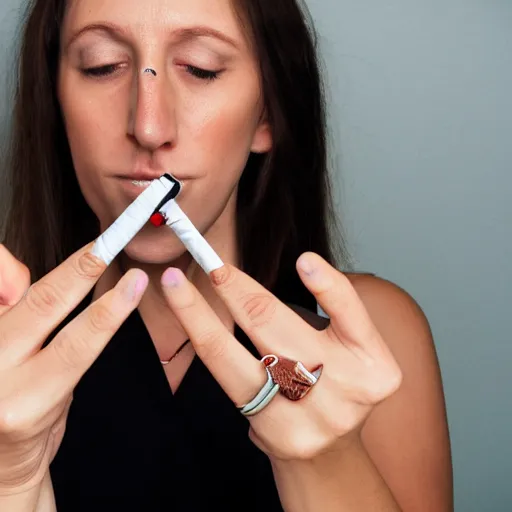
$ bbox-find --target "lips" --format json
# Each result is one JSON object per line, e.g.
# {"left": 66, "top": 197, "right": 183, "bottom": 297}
{"left": 123, "top": 171, "right": 164, "bottom": 183}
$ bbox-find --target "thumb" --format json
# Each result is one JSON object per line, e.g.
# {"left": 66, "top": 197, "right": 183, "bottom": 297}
{"left": 0, "top": 244, "right": 31, "bottom": 314}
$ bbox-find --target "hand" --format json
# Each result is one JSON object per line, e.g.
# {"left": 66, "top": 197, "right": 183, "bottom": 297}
{"left": 161, "top": 252, "right": 402, "bottom": 462}
{"left": 0, "top": 243, "right": 148, "bottom": 495}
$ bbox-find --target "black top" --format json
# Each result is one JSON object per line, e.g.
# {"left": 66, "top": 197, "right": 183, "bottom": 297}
{"left": 49, "top": 280, "right": 318, "bottom": 512}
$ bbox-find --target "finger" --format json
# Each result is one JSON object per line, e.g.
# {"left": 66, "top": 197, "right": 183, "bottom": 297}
{"left": 0, "top": 245, "right": 31, "bottom": 315}
{"left": 0, "top": 242, "right": 107, "bottom": 367}
{"left": 26, "top": 269, "right": 148, "bottom": 407}
{"left": 161, "top": 268, "right": 266, "bottom": 407}
{"left": 208, "top": 264, "right": 321, "bottom": 357}
{"left": 296, "top": 253, "right": 379, "bottom": 350}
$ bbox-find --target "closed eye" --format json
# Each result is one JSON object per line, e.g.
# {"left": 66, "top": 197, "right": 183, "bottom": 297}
{"left": 81, "top": 64, "right": 122, "bottom": 78}
{"left": 81, "top": 64, "right": 221, "bottom": 81}
{"left": 185, "top": 65, "right": 221, "bottom": 81}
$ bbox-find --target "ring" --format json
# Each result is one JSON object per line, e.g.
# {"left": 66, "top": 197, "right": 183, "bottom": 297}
{"left": 143, "top": 68, "right": 157, "bottom": 76}
{"left": 239, "top": 368, "right": 280, "bottom": 417}
{"left": 262, "top": 355, "right": 323, "bottom": 402}
{"left": 238, "top": 354, "right": 323, "bottom": 417}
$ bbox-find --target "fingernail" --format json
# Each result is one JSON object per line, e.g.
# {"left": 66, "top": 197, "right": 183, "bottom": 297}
{"left": 122, "top": 271, "right": 148, "bottom": 301}
{"left": 162, "top": 268, "right": 185, "bottom": 288}
{"left": 298, "top": 255, "right": 316, "bottom": 276}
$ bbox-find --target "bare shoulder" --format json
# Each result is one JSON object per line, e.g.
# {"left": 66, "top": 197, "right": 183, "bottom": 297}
{"left": 345, "top": 272, "right": 433, "bottom": 347}
{"left": 345, "top": 272, "right": 453, "bottom": 511}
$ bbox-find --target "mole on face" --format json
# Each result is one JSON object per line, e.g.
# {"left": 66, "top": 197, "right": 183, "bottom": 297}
{"left": 143, "top": 68, "right": 157, "bottom": 77}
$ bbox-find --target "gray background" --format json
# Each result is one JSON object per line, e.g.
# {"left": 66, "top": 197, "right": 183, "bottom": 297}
{"left": 1, "top": 1, "right": 511, "bottom": 510}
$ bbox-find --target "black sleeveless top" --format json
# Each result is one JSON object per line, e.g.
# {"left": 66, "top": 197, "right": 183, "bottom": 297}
{"left": 49, "top": 279, "right": 318, "bottom": 511}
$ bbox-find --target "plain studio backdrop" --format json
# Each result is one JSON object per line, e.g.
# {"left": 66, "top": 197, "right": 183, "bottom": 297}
{"left": 0, "top": 1, "right": 510, "bottom": 510}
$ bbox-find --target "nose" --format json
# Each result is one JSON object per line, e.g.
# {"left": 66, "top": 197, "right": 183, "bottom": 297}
{"left": 128, "top": 69, "right": 176, "bottom": 152}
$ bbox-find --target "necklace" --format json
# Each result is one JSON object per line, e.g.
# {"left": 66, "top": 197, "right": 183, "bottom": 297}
{"left": 115, "top": 258, "right": 190, "bottom": 366}
{"left": 160, "top": 339, "right": 191, "bottom": 366}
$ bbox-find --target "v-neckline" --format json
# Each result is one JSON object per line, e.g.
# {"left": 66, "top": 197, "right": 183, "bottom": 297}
{"left": 131, "top": 308, "right": 253, "bottom": 404}
{"left": 131, "top": 307, "right": 200, "bottom": 400}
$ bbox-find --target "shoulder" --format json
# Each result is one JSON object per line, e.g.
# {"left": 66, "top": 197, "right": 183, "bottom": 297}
{"left": 293, "top": 271, "right": 433, "bottom": 341}
{"left": 345, "top": 272, "right": 433, "bottom": 348}
{"left": 345, "top": 273, "right": 453, "bottom": 510}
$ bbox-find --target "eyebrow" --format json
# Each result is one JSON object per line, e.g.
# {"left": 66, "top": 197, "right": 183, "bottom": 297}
{"left": 65, "top": 22, "right": 240, "bottom": 51}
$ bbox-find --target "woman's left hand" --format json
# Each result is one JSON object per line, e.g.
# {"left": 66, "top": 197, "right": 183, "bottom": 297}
{"left": 161, "top": 252, "right": 403, "bottom": 462}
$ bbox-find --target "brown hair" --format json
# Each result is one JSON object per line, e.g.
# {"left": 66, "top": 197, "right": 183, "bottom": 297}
{"left": 1, "top": 0, "right": 352, "bottom": 305}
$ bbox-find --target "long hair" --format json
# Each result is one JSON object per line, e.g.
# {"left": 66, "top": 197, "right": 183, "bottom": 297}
{"left": 1, "top": 0, "right": 352, "bottom": 306}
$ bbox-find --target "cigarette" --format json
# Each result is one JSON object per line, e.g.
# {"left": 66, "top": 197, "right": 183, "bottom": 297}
{"left": 91, "top": 174, "right": 180, "bottom": 265}
{"left": 159, "top": 199, "right": 224, "bottom": 274}
{"left": 91, "top": 173, "right": 224, "bottom": 275}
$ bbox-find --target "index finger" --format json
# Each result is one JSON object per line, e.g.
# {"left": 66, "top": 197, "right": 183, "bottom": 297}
{"left": 0, "top": 174, "right": 179, "bottom": 368}
{"left": 0, "top": 243, "right": 106, "bottom": 367}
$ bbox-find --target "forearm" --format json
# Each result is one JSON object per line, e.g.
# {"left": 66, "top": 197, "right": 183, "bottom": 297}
{"left": 272, "top": 436, "right": 401, "bottom": 512}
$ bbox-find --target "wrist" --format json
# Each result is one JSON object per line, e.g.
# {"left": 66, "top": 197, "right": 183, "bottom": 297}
{"left": 271, "top": 430, "right": 363, "bottom": 472}
{"left": 270, "top": 434, "right": 366, "bottom": 512}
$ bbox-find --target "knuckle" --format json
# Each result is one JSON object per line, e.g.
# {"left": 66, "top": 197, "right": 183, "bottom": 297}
{"left": 73, "top": 252, "right": 105, "bottom": 280}
{"left": 25, "top": 281, "right": 63, "bottom": 317}
{"left": 329, "top": 412, "right": 357, "bottom": 437}
{"left": 211, "top": 265, "right": 237, "bottom": 289}
{"left": 51, "top": 330, "right": 89, "bottom": 370}
{"left": 0, "top": 401, "right": 31, "bottom": 438}
{"left": 15, "top": 263, "right": 31, "bottom": 287}
{"left": 87, "top": 302, "right": 117, "bottom": 335}
{"left": 365, "top": 367, "right": 403, "bottom": 403}
{"left": 287, "top": 431, "right": 325, "bottom": 461}
{"left": 194, "top": 330, "right": 227, "bottom": 361}
{"left": 6, "top": 261, "right": 31, "bottom": 289}
{"left": 242, "top": 293, "right": 277, "bottom": 328}
{"left": 385, "top": 365, "right": 403, "bottom": 396}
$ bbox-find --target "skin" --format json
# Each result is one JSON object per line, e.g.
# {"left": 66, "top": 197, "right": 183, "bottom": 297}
{"left": 0, "top": 0, "right": 452, "bottom": 510}
{"left": 58, "top": 0, "right": 272, "bottom": 374}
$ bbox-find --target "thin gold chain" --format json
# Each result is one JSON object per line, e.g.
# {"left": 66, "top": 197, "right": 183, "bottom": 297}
{"left": 160, "top": 339, "right": 191, "bottom": 366}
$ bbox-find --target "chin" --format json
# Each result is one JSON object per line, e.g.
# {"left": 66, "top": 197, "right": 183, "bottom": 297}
{"left": 121, "top": 225, "right": 189, "bottom": 266}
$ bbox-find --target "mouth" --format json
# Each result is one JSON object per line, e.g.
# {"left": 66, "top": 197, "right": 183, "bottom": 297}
{"left": 116, "top": 174, "right": 187, "bottom": 204}
{"left": 131, "top": 179, "right": 153, "bottom": 189}
{"left": 121, "top": 172, "right": 190, "bottom": 188}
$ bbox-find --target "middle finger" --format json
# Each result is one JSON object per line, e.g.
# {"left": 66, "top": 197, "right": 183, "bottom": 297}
{"left": 208, "top": 264, "right": 322, "bottom": 357}
{"left": 161, "top": 267, "right": 266, "bottom": 407}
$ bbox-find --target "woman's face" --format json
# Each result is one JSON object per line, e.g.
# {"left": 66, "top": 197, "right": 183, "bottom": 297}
{"left": 58, "top": 0, "right": 271, "bottom": 264}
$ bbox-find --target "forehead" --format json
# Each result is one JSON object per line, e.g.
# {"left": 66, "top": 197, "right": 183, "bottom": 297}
{"left": 63, "top": 0, "right": 244, "bottom": 42}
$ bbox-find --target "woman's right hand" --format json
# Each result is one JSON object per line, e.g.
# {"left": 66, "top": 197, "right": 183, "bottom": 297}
{"left": 0, "top": 242, "right": 148, "bottom": 500}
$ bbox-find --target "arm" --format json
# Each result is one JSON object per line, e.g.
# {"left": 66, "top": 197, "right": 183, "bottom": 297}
{"left": 160, "top": 256, "right": 452, "bottom": 511}
{"left": 272, "top": 275, "right": 452, "bottom": 511}
{"left": 356, "top": 275, "right": 453, "bottom": 511}
{"left": 272, "top": 437, "right": 400, "bottom": 511}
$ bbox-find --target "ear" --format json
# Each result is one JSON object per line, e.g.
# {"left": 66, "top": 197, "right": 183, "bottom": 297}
{"left": 250, "top": 117, "right": 273, "bottom": 154}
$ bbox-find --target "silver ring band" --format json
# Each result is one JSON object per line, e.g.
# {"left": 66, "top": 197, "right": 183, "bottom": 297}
{"left": 239, "top": 368, "right": 280, "bottom": 417}
{"left": 241, "top": 383, "right": 280, "bottom": 417}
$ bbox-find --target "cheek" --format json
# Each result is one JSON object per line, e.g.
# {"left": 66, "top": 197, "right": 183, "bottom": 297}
{"left": 59, "top": 76, "right": 126, "bottom": 174}
{"left": 183, "top": 91, "right": 262, "bottom": 176}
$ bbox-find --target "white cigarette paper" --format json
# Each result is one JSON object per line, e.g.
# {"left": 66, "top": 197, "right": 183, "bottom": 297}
{"left": 92, "top": 176, "right": 177, "bottom": 265}
{"left": 161, "top": 200, "right": 224, "bottom": 274}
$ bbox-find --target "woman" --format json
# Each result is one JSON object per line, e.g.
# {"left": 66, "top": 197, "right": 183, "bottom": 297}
{"left": 0, "top": 0, "right": 453, "bottom": 510}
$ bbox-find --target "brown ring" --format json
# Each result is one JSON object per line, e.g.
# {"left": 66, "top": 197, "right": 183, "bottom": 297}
{"left": 261, "top": 354, "right": 323, "bottom": 401}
